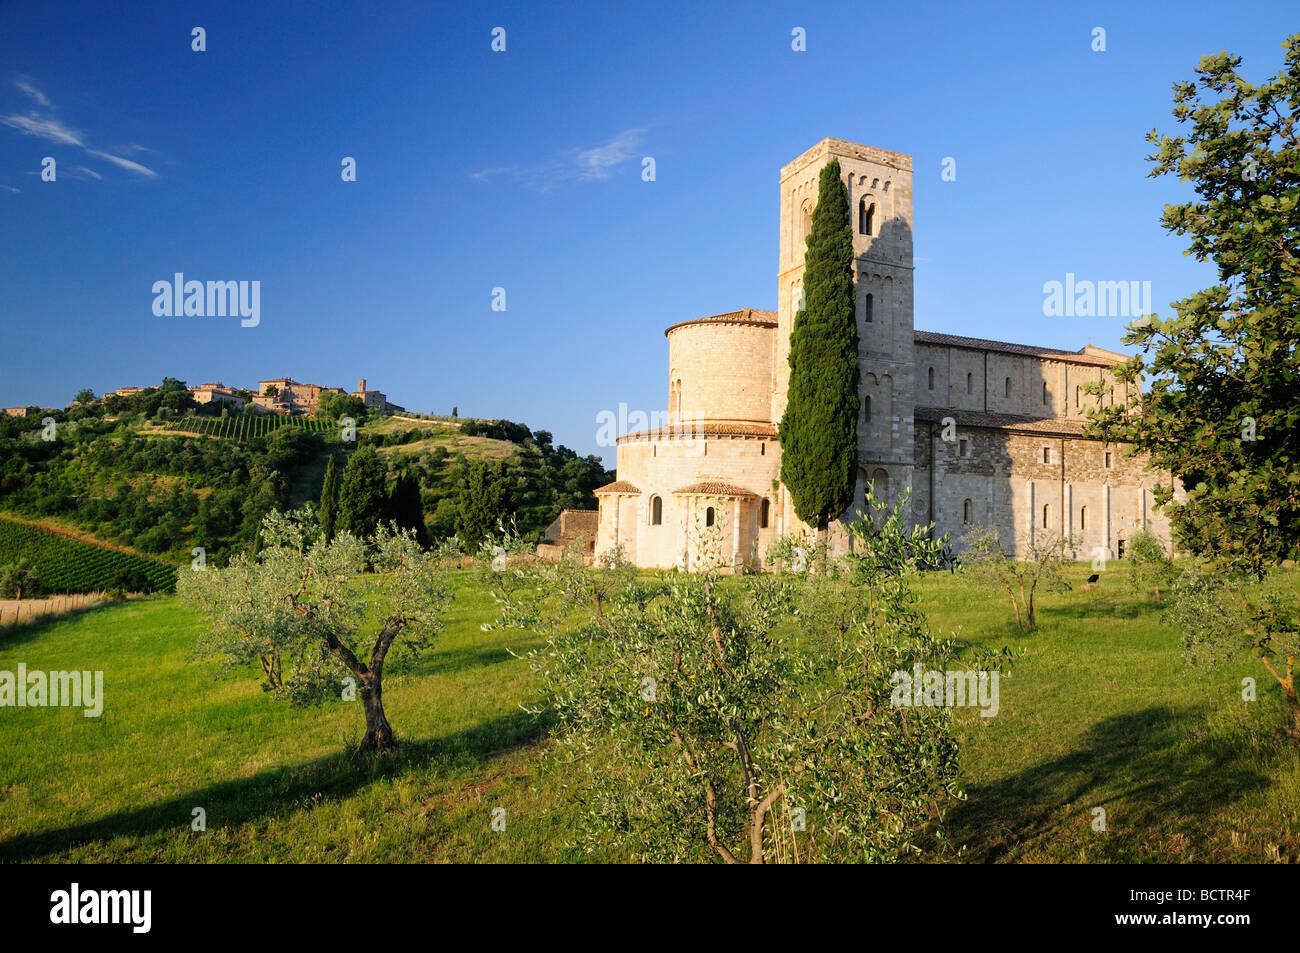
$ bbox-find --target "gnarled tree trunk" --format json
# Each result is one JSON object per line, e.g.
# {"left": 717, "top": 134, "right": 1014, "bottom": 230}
{"left": 358, "top": 673, "right": 394, "bottom": 754}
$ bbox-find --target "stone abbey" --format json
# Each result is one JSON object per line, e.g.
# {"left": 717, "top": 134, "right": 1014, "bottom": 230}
{"left": 593, "top": 137, "right": 1177, "bottom": 570}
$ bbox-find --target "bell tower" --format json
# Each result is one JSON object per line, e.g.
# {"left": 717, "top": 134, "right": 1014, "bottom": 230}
{"left": 773, "top": 138, "right": 916, "bottom": 528}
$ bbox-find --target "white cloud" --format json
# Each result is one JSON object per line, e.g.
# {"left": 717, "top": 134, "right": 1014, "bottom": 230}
{"left": 473, "top": 128, "right": 647, "bottom": 190}
{"left": 87, "top": 149, "right": 157, "bottom": 177}
{"left": 74, "top": 166, "right": 103, "bottom": 180}
{"left": 1, "top": 184, "right": 19, "bottom": 193}
{"left": 0, "top": 113, "right": 85, "bottom": 147}
{"left": 13, "top": 77, "right": 51, "bottom": 108}
{"left": 572, "top": 128, "right": 644, "bottom": 181}
{"left": 1, "top": 76, "right": 159, "bottom": 178}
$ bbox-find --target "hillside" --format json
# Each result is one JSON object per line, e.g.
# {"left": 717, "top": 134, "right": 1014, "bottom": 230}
{"left": 0, "top": 514, "right": 177, "bottom": 594}
{"left": 0, "top": 381, "right": 611, "bottom": 582}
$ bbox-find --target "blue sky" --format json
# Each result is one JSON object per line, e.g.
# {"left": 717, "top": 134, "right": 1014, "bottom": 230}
{"left": 1, "top": 0, "right": 1295, "bottom": 462}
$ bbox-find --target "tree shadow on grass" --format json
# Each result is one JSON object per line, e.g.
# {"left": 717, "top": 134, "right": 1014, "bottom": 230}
{"left": 0, "top": 598, "right": 125, "bottom": 651}
{"left": 1040, "top": 598, "right": 1149, "bottom": 623}
{"left": 948, "top": 706, "right": 1272, "bottom": 862}
{"left": 0, "top": 706, "right": 553, "bottom": 862}
{"left": 413, "top": 645, "right": 516, "bottom": 678}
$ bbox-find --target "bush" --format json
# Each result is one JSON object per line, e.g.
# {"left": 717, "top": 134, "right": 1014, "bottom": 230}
{"left": 0, "top": 560, "right": 42, "bottom": 599}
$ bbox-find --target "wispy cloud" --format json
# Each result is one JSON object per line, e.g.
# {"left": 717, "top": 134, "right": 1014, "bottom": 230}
{"left": 0, "top": 113, "right": 84, "bottom": 147}
{"left": 74, "top": 166, "right": 103, "bottom": 180}
{"left": 13, "top": 76, "right": 50, "bottom": 108}
{"left": 86, "top": 149, "right": 156, "bottom": 177}
{"left": 572, "top": 128, "right": 643, "bottom": 181}
{"left": 1, "top": 184, "right": 19, "bottom": 194}
{"left": 473, "top": 128, "right": 646, "bottom": 191}
{"left": 0, "top": 76, "right": 158, "bottom": 178}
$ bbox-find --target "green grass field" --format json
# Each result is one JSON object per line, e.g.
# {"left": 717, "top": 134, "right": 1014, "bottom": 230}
{"left": 1, "top": 564, "right": 1296, "bottom": 863}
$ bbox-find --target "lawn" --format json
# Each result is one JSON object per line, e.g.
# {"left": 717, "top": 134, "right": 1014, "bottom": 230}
{"left": 0, "top": 563, "right": 1296, "bottom": 863}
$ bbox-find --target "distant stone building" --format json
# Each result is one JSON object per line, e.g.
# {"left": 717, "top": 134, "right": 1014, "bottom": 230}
{"left": 253, "top": 378, "right": 344, "bottom": 415}
{"left": 3, "top": 407, "right": 30, "bottom": 418}
{"left": 190, "top": 382, "right": 246, "bottom": 411}
{"left": 353, "top": 378, "right": 404, "bottom": 413}
{"left": 536, "top": 509, "right": 599, "bottom": 563}
{"left": 595, "top": 137, "right": 1181, "bottom": 571}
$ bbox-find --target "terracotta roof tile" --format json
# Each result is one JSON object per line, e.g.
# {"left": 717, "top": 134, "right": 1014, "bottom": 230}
{"left": 914, "top": 331, "right": 1124, "bottom": 367}
{"left": 594, "top": 480, "right": 642, "bottom": 495}
{"left": 618, "top": 422, "right": 777, "bottom": 443}
{"left": 664, "top": 309, "right": 778, "bottom": 336}
{"left": 914, "top": 405, "right": 1091, "bottom": 437}
{"left": 671, "top": 481, "right": 758, "bottom": 498}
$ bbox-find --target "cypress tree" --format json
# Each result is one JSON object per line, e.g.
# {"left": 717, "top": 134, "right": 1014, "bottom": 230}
{"left": 455, "top": 459, "right": 514, "bottom": 551}
{"left": 337, "top": 445, "right": 388, "bottom": 540}
{"left": 386, "top": 470, "right": 429, "bottom": 547}
{"left": 779, "top": 157, "right": 860, "bottom": 533}
{"left": 319, "top": 455, "right": 339, "bottom": 542}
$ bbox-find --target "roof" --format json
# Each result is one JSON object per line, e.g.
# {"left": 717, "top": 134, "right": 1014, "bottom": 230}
{"left": 664, "top": 309, "right": 777, "bottom": 336}
{"left": 672, "top": 481, "right": 758, "bottom": 498}
{"left": 913, "top": 405, "right": 1091, "bottom": 438}
{"left": 545, "top": 508, "right": 599, "bottom": 541}
{"left": 618, "top": 422, "right": 777, "bottom": 443}
{"left": 559, "top": 508, "right": 598, "bottom": 531}
{"left": 594, "top": 480, "right": 641, "bottom": 495}
{"left": 914, "top": 331, "right": 1126, "bottom": 368}
{"left": 781, "top": 138, "right": 914, "bottom": 179}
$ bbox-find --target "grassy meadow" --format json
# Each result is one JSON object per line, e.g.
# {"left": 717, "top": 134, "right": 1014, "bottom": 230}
{"left": 1, "top": 562, "right": 1296, "bottom": 863}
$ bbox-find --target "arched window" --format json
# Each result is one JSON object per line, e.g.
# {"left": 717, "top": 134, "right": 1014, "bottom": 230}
{"left": 871, "top": 468, "right": 889, "bottom": 502}
{"left": 1042, "top": 504, "right": 1050, "bottom": 528}
{"left": 966, "top": 372, "right": 973, "bottom": 395}
{"left": 1042, "top": 446, "right": 1051, "bottom": 463}
{"left": 1004, "top": 377, "right": 1012, "bottom": 397}
{"left": 963, "top": 499, "right": 973, "bottom": 524}
{"left": 705, "top": 506, "right": 715, "bottom": 527}
{"left": 760, "top": 498, "right": 770, "bottom": 529}
{"left": 864, "top": 394, "right": 872, "bottom": 421}
{"left": 1079, "top": 505, "right": 1087, "bottom": 531}
{"left": 1075, "top": 385, "right": 1081, "bottom": 408}
{"left": 928, "top": 367, "right": 935, "bottom": 390}
{"left": 863, "top": 292, "right": 873, "bottom": 323}
{"left": 800, "top": 203, "right": 812, "bottom": 245}
{"left": 859, "top": 199, "right": 875, "bottom": 235}
{"left": 650, "top": 496, "right": 662, "bottom": 525}
{"left": 1042, "top": 381, "right": 1049, "bottom": 404}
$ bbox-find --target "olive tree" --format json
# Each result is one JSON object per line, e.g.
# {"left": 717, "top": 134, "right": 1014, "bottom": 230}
{"left": 1169, "top": 568, "right": 1299, "bottom": 742}
{"left": 180, "top": 508, "right": 450, "bottom": 757}
{"left": 959, "top": 526, "right": 1076, "bottom": 632}
{"left": 491, "top": 493, "right": 967, "bottom": 863}
{"left": 1125, "top": 529, "right": 1176, "bottom": 601}
{"left": 0, "top": 561, "right": 42, "bottom": 601}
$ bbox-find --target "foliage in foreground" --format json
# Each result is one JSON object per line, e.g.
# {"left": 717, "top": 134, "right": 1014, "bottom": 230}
{"left": 1169, "top": 566, "right": 1300, "bottom": 742}
{"left": 1085, "top": 35, "right": 1300, "bottom": 745}
{"left": 487, "top": 493, "right": 977, "bottom": 863}
{"left": 1087, "top": 34, "right": 1300, "bottom": 577}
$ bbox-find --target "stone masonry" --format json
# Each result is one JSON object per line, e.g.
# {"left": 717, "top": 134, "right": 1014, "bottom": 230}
{"left": 595, "top": 137, "right": 1179, "bottom": 570}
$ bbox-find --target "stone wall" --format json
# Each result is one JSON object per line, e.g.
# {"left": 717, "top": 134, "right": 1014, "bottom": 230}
{"left": 913, "top": 419, "right": 1176, "bottom": 559}
{"left": 598, "top": 432, "right": 783, "bottom": 570}
{"left": 667, "top": 318, "right": 774, "bottom": 424}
